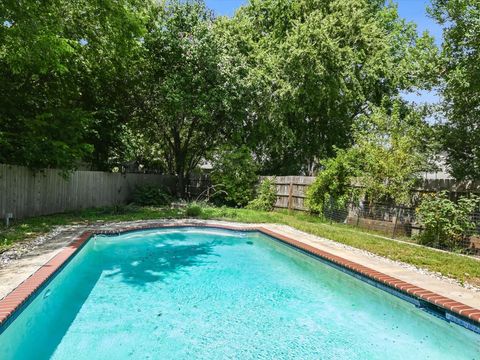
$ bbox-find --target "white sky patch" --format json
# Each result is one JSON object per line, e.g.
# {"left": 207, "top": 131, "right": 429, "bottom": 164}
{"left": 400, "top": 89, "right": 441, "bottom": 106}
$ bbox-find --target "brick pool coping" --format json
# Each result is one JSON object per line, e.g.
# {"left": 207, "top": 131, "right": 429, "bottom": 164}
{"left": 1, "top": 223, "right": 480, "bottom": 330}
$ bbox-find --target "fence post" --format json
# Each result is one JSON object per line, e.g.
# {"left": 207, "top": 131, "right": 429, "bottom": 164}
{"left": 288, "top": 180, "right": 293, "bottom": 211}
{"left": 392, "top": 207, "right": 401, "bottom": 238}
{"left": 356, "top": 203, "right": 361, "bottom": 227}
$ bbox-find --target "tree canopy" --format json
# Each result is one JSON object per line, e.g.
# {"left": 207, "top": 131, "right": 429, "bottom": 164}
{"left": 2, "top": 0, "right": 477, "bottom": 198}
{"left": 430, "top": 0, "right": 480, "bottom": 180}
{"left": 0, "top": 0, "right": 149, "bottom": 170}
{"left": 306, "top": 100, "right": 432, "bottom": 212}
{"left": 133, "top": 0, "right": 244, "bottom": 195}
{"left": 219, "top": 0, "right": 436, "bottom": 174}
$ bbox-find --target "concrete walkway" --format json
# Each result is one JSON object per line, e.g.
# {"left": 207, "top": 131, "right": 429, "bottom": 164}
{"left": 1, "top": 219, "right": 479, "bottom": 310}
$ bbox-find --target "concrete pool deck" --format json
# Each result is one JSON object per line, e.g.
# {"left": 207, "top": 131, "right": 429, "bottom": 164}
{"left": 1, "top": 219, "right": 480, "bottom": 327}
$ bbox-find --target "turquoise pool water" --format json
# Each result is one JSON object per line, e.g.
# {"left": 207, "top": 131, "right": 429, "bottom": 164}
{"left": 0, "top": 228, "right": 478, "bottom": 359}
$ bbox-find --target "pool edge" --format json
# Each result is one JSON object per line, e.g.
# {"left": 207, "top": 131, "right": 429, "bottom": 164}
{"left": 257, "top": 227, "right": 480, "bottom": 334}
{"left": 1, "top": 223, "right": 479, "bottom": 333}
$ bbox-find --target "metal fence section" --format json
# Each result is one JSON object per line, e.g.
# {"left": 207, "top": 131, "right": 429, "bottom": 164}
{"left": 186, "top": 175, "right": 211, "bottom": 200}
{"left": 264, "top": 175, "right": 480, "bottom": 253}
{"left": 0, "top": 164, "right": 176, "bottom": 220}
{"left": 323, "top": 202, "right": 480, "bottom": 251}
{"left": 323, "top": 203, "right": 419, "bottom": 238}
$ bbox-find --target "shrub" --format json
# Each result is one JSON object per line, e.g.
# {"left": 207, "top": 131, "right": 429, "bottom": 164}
{"left": 132, "top": 184, "right": 173, "bottom": 206}
{"left": 99, "top": 204, "right": 138, "bottom": 215}
{"left": 185, "top": 202, "right": 203, "bottom": 217}
{"left": 247, "top": 178, "right": 277, "bottom": 211}
{"left": 305, "top": 149, "right": 358, "bottom": 214}
{"left": 210, "top": 146, "right": 258, "bottom": 207}
{"left": 416, "top": 192, "right": 479, "bottom": 250}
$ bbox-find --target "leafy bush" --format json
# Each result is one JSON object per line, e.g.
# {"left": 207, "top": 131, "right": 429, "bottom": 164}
{"left": 185, "top": 202, "right": 203, "bottom": 217}
{"left": 132, "top": 184, "right": 173, "bottom": 206}
{"left": 210, "top": 146, "right": 258, "bottom": 207}
{"left": 352, "top": 102, "right": 431, "bottom": 206}
{"left": 99, "top": 204, "right": 138, "bottom": 215}
{"left": 306, "top": 103, "right": 431, "bottom": 213}
{"left": 247, "top": 178, "right": 277, "bottom": 211}
{"left": 416, "top": 192, "right": 479, "bottom": 250}
{"left": 305, "top": 149, "right": 358, "bottom": 214}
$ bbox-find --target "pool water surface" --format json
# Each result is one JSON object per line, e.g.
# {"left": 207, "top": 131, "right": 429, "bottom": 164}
{"left": 0, "top": 228, "right": 478, "bottom": 359}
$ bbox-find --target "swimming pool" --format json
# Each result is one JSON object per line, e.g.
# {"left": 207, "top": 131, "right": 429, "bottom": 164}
{"left": 0, "top": 227, "right": 479, "bottom": 359}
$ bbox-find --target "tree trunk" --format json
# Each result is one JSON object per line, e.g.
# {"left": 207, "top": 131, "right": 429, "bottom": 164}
{"left": 175, "top": 151, "right": 186, "bottom": 199}
{"left": 172, "top": 128, "right": 187, "bottom": 199}
{"left": 177, "top": 171, "right": 186, "bottom": 199}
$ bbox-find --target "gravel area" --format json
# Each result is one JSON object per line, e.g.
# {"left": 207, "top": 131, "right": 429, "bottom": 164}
{"left": 0, "top": 226, "right": 83, "bottom": 267}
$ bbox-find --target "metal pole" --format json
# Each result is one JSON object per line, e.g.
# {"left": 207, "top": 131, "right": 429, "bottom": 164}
{"left": 392, "top": 207, "right": 401, "bottom": 239}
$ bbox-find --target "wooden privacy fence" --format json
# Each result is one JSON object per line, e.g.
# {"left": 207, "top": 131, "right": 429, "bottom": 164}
{"left": 262, "top": 176, "right": 316, "bottom": 211}
{"left": 186, "top": 174, "right": 211, "bottom": 200}
{"left": 265, "top": 175, "right": 418, "bottom": 236}
{"left": 263, "top": 175, "right": 480, "bottom": 252}
{"left": 264, "top": 176, "right": 480, "bottom": 212}
{"left": 0, "top": 164, "right": 176, "bottom": 220}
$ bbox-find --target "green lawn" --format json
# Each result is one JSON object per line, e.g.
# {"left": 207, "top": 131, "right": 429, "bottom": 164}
{"left": 1, "top": 205, "right": 479, "bottom": 287}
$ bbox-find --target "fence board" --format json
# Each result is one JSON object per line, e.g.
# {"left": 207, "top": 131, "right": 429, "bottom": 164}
{"left": 264, "top": 175, "right": 480, "bottom": 212}
{"left": 261, "top": 176, "right": 315, "bottom": 211}
{"left": 262, "top": 175, "right": 480, "bottom": 252}
{"left": 0, "top": 164, "right": 176, "bottom": 220}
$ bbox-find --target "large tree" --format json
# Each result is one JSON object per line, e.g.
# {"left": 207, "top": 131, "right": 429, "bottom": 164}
{"left": 136, "top": 0, "right": 243, "bottom": 196}
{"left": 72, "top": 0, "right": 151, "bottom": 170}
{"left": 0, "top": 0, "right": 148, "bottom": 170}
{"left": 220, "top": 0, "right": 437, "bottom": 175}
{"left": 430, "top": 0, "right": 480, "bottom": 180}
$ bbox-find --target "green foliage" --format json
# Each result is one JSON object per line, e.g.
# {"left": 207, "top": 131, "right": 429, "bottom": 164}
{"left": 221, "top": 0, "right": 436, "bottom": 174}
{"left": 353, "top": 101, "right": 432, "bottom": 205}
{"left": 430, "top": 1, "right": 480, "bottom": 180}
{"left": 0, "top": 109, "right": 94, "bottom": 170}
{"left": 132, "top": 185, "right": 173, "bottom": 206}
{"left": 0, "top": 0, "right": 446, "bottom": 189}
{"left": 210, "top": 147, "right": 258, "bottom": 207}
{"left": 185, "top": 202, "right": 203, "bottom": 217}
{"left": 247, "top": 178, "right": 277, "bottom": 211}
{"left": 306, "top": 149, "right": 359, "bottom": 214}
{"left": 307, "top": 101, "right": 431, "bottom": 211}
{"left": 0, "top": 0, "right": 439, "bottom": 182}
{"left": 113, "top": 126, "right": 168, "bottom": 173}
{"left": 416, "top": 192, "right": 480, "bottom": 250}
{"left": 0, "top": 0, "right": 150, "bottom": 171}
{"left": 135, "top": 0, "right": 243, "bottom": 196}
